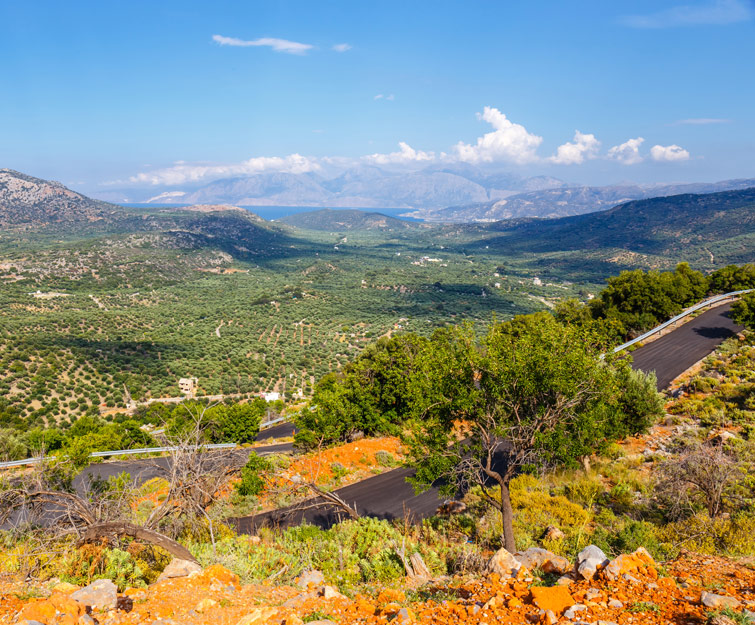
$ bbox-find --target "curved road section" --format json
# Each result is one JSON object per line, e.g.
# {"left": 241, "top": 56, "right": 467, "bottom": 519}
{"left": 628, "top": 303, "right": 743, "bottom": 389}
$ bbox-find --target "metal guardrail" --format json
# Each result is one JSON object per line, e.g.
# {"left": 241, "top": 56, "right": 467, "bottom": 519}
{"left": 0, "top": 413, "right": 295, "bottom": 470}
{"left": 612, "top": 288, "right": 753, "bottom": 354}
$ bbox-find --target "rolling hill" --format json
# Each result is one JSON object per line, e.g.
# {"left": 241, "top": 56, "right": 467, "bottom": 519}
{"left": 0, "top": 169, "right": 121, "bottom": 228}
{"left": 470, "top": 188, "right": 755, "bottom": 273}
{"left": 410, "top": 178, "right": 755, "bottom": 222}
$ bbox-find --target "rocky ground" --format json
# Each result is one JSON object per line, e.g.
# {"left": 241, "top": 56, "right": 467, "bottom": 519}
{"left": 2, "top": 545, "right": 754, "bottom": 625}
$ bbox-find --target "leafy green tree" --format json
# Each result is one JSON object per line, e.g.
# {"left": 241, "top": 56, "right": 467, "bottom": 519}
{"left": 207, "top": 399, "right": 265, "bottom": 444}
{"left": 235, "top": 452, "right": 273, "bottom": 497}
{"left": 0, "top": 428, "right": 28, "bottom": 461}
{"left": 732, "top": 293, "right": 755, "bottom": 329}
{"left": 295, "top": 335, "right": 427, "bottom": 449}
{"left": 709, "top": 264, "right": 755, "bottom": 293}
{"left": 404, "top": 314, "right": 659, "bottom": 551}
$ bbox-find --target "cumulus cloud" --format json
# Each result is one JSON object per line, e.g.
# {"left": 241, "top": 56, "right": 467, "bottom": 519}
{"left": 621, "top": 0, "right": 753, "bottom": 28}
{"left": 212, "top": 34, "right": 313, "bottom": 55}
{"left": 130, "top": 154, "right": 321, "bottom": 186}
{"left": 607, "top": 137, "right": 645, "bottom": 165}
{"left": 650, "top": 144, "right": 691, "bottom": 162}
{"left": 455, "top": 107, "right": 543, "bottom": 165}
{"left": 674, "top": 117, "right": 731, "bottom": 125}
{"left": 364, "top": 142, "right": 435, "bottom": 165}
{"left": 332, "top": 43, "right": 352, "bottom": 52}
{"left": 548, "top": 131, "right": 601, "bottom": 165}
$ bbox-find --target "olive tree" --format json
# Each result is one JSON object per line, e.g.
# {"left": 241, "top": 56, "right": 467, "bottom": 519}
{"left": 405, "top": 313, "right": 661, "bottom": 551}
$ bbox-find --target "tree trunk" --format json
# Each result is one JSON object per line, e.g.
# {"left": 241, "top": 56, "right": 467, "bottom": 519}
{"left": 77, "top": 522, "right": 199, "bottom": 564}
{"left": 499, "top": 481, "right": 516, "bottom": 553}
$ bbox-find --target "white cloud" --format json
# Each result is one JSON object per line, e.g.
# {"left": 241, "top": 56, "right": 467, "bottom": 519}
{"left": 674, "top": 117, "right": 731, "bottom": 125}
{"left": 212, "top": 34, "right": 313, "bottom": 55}
{"left": 607, "top": 137, "right": 645, "bottom": 165}
{"left": 455, "top": 107, "right": 543, "bottom": 165}
{"left": 130, "top": 154, "right": 321, "bottom": 186}
{"left": 332, "top": 43, "right": 352, "bottom": 52}
{"left": 364, "top": 142, "right": 435, "bottom": 165}
{"left": 650, "top": 144, "right": 691, "bottom": 162}
{"left": 548, "top": 131, "right": 601, "bottom": 165}
{"left": 621, "top": 0, "right": 753, "bottom": 28}
{"left": 374, "top": 94, "right": 395, "bottom": 101}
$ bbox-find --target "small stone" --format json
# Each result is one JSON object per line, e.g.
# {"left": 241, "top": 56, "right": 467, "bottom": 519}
{"left": 556, "top": 574, "right": 575, "bottom": 586}
{"left": 297, "top": 569, "right": 325, "bottom": 589}
{"left": 701, "top": 591, "right": 741, "bottom": 609}
{"left": 157, "top": 558, "right": 202, "bottom": 582}
{"left": 71, "top": 579, "right": 118, "bottom": 611}
{"left": 585, "top": 588, "right": 601, "bottom": 601}
{"left": 608, "top": 598, "right": 624, "bottom": 609}
{"left": 542, "top": 609, "right": 557, "bottom": 625}
{"left": 564, "top": 604, "right": 587, "bottom": 620}
{"left": 79, "top": 616, "right": 97, "bottom": 625}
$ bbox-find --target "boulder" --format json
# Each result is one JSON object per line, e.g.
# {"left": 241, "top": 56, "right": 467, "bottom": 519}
{"left": 70, "top": 579, "right": 118, "bottom": 611}
{"left": 157, "top": 558, "right": 202, "bottom": 582}
{"left": 701, "top": 591, "right": 741, "bottom": 609}
{"left": 529, "top": 585, "right": 575, "bottom": 616}
{"left": 603, "top": 547, "right": 655, "bottom": 581}
{"left": 516, "top": 547, "right": 571, "bottom": 575}
{"left": 487, "top": 547, "right": 523, "bottom": 578}
{"left": 576, "top": 545, "right": 609, "bottom": 581}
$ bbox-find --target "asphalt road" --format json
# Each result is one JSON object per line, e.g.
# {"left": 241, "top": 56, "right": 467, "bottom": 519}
{"left": 235, "top": 466, "right": 452, "bottom": 534}
{"left": 75, "top": 442, "right": 294, "bottom": 491}
{"left": 628, "top": 302, "right": 743, "bottom": 389}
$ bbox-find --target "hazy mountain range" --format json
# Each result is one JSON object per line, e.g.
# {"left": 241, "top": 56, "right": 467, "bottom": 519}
{"left": 96, "top": 165, "right": 565, "bottom": 212}
{"left": 91, "top": 164, "right": 755, "bottom": 224}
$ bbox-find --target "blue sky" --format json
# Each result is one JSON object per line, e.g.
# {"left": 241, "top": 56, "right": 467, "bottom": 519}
{"left": 1, "top": 0, "right": 754, "bottom": 193}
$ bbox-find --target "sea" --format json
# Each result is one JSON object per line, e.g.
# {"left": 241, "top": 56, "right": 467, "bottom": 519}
{"left": 120, "top": 204, "right": 424, "bottom": 223}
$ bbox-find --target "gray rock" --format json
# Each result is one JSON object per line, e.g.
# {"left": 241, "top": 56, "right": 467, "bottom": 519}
{"left": 701, "top": 591, "right": 741, "bottom": 609}
{"left": 71, "top": 578, "right": 118, "bottom": 611}
{"left": 297, "top": 569, "right": 325, "bottom": 589}
{"left": 156, "top": 558, "right": 202, "bottom": 582}
{"left": 79, "top": 616, "right": 97, "bottom": 625}
{"left": 584, "top": 588, "right": 601, "bottom": 601}
{"left": 576, "top": 545, "right": 609, "bottom": 581}
{"left": 608, "top": 599, "right": 624, "bottom": 609}
{"left": 515, "top": 547, "right": 571, "bottom": 575}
